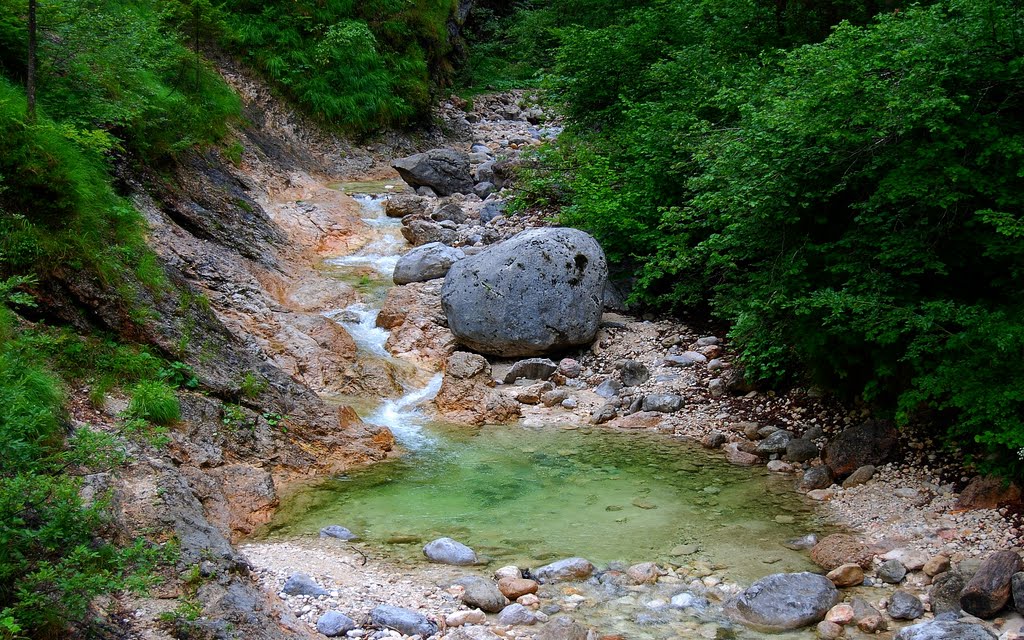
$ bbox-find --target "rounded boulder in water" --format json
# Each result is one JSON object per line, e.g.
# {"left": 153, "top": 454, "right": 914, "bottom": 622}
{"left": 423, "top": 537, "right": 478, "bottom": 565}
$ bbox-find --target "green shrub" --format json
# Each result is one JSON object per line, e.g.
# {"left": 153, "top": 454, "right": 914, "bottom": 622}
{"left": 222, "top": 0, "right": 457, "bottom": 129}
{"left": 526, "top": 0, "right": 1024, "bottom": 475}
{"left": 0, "top": 304, "right": 163, "bottom": 637}
{"left": 239, "top": 371, "right": 267, "bottom": 399}
{"left": 128, "top": 380, "right": 181, "bottom": 425}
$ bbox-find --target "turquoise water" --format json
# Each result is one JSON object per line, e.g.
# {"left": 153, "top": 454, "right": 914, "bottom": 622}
{"left": 261, "top": 422, "right": 823, "bottom": 583}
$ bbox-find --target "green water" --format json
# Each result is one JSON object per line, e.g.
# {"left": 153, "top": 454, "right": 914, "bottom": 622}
{"left": 261, "top": 422, "right": 823, "bottom": 583}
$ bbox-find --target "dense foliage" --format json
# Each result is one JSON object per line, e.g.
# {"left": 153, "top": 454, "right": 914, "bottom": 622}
{"left": 517, "top": 0, "right": 1024, "bottom": 475}
{"left": 223, "top": 0, "right": 461, "bottom": 129}
{"left": 0, "top": 298, "right": 169, "bottom": 639}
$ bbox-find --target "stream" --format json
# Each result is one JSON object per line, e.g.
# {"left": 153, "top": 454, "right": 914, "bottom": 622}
{"left": 259, "top": 186, "right": 831, "bottom": 638}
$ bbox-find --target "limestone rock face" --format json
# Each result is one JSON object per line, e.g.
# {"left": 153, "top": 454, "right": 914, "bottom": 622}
{"left": 392, "top": 149, "right": 475, "bottom": 196}
{"left": 434, "top": 351, "right": 521, "bottom": 425}
{"left": 441, "top": 228, "right": 608, "bottom": 357}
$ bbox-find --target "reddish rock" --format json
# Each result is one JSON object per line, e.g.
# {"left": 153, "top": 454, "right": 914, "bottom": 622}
{"left": 956, "top": 475, "right": 1022, "bottom": 511}
{"left": 811, "top": 534, "right": 873, "bottom": 571}
{"left": 498, "top": 578, "right": 539, "bottom": 600}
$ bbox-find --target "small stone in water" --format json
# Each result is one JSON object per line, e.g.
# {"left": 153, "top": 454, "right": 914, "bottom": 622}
{"left": 631, "top": 498, "right": 658, "bottom": 509}
{"left": 671, "top": 544, "right": 699, "bottom": 556}
{"left": 774, "top": 515, "right": 796, "bottom": 524}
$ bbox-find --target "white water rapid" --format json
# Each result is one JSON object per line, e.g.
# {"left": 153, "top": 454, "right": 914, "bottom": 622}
{"left": 323, "top": 190, "right": 440, "bottom": 448}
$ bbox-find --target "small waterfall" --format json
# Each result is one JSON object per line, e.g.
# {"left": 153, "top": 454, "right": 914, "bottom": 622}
{"left": 366, "top": 373, "right": 444, "bottom": 448}
{"left": 324, "top": 190, "right": 443, "bottom": 450}
{"left": 324, "top": 303, "right": 390, "bottom": 357}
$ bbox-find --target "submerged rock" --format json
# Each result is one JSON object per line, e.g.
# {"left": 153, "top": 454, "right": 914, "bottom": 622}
{"left": 319, "top": 525, "right": 359, "bottom": 541}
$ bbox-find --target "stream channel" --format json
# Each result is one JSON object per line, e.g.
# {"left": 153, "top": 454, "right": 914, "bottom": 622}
{"left": 259, "top": 186, "right": 832, "bottom": 638}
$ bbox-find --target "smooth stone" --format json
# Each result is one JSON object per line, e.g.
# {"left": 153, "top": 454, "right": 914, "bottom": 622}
{"left": 929, "top": 570, "right": 967, "bottom": 616}
{"left": 456, "top": 576, "right": 509, "bottom": 613}
{"left": 878, "top": 559, "right": 907, "bottom": 584}
{"left": 842, "top": 464, "right": 876, "bottom": 488}
{"left": 534, "top": 557, "right": 596, "bottom": 584}
{"left": 882, "top": 548, "right": 930, "bottom": 572}
{"left": 497, "top": 603, "right": 538, "bottom": 625}
{"left": 595, "top": 378, "right": 623, "bottom": 399}
{"left": 369, "top": 605, "right": 438, "bottom": 637}
{"left": 620, "top": 359, "right": 651, "bottom": 386}
{"left": 282, "top": 572, "right": 329, "bottom": 596}
{"left": 786, "top": 438, "right": 819, "bottom": 463}
{"left": 498, "top": 577, "right": 539, "bottom": 599}
{"left": 827, "top": 563, "right": 865, "bottom": 588}
{"left": 894, "top": 620, "right": 996, "bottom": 640}
{"left": 423, "top": 537, "right": 478, "bottom": 565}
{"left": 817, "top": 620, "right": 843, "bottom": 639}
{"left": 441, "top": 228, "right": 608, "bottom": 357}
{"left": 494, "top": 566, "right": 522, "bottom": 581}
{"left": 850, "top": 597, "right": 887, "bottom": 633}
{"left": 825, "top": 603, "right": 855, "bottom": 624}
{"left": 889, "top": 590, "right": 925, "bottom": 620}
{"left": 756, "top": 430, "right": 793, "bottom": 456}
{"left": 446, "top": 609, "right": 487, "bottom": 626}
{"left": 317, "top": 611, "right": 357, "bottom": 637}
{"left": 641, "top": 393, "right": 684, "bottom": 413}
{"left": 503, "top": 357, "right": 558, "bottom": 383}
{"left": 393, "top": 242, "right": 466, "bottom": 285}
{"left": 663, "top": 352, "right": 707, "bottom": 367}
{"left": 626, "top": 562, "right": 661, "bottom": 585}
{"left": 801, "top": 466, "right": 833, "bottom": 491}
{"left": 782, "top": 534, "right": 819, "bottom": 551}
{"left": 320, "top": 525, "right": 359, "bottom": 541}
{"left": 924, "top": 555, "right": 951, "bottom": 577}
{"left": 822, "top": 419, "right": 898, "bottom": 478}
{"left": 727, "top": 572, "right": 840, "bottom": 631}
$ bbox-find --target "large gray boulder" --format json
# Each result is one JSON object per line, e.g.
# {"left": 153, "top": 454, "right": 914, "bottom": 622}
{"left": 370, "top": 605, "right": 437, "bottom": 636}
{"left": 441, "top": 228, "right": 608, "bottom": 357}
{"left": 392, "top": 149, "right": 474, "bottom": 196}
{"left": 393, "top": 243, "right": 466, "bottom": 285}
{"left": 726, "top": 572, "right": 839, "bottom": 632}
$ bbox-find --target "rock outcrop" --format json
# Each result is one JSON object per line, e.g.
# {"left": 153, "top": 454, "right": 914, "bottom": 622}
{"left": 433, "top": 352, "right": 521, "bottom": 425}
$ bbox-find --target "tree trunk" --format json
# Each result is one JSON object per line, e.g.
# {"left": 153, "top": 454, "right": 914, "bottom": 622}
{"left": 26, "top": 0, "right": 37, "bottom": 123}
